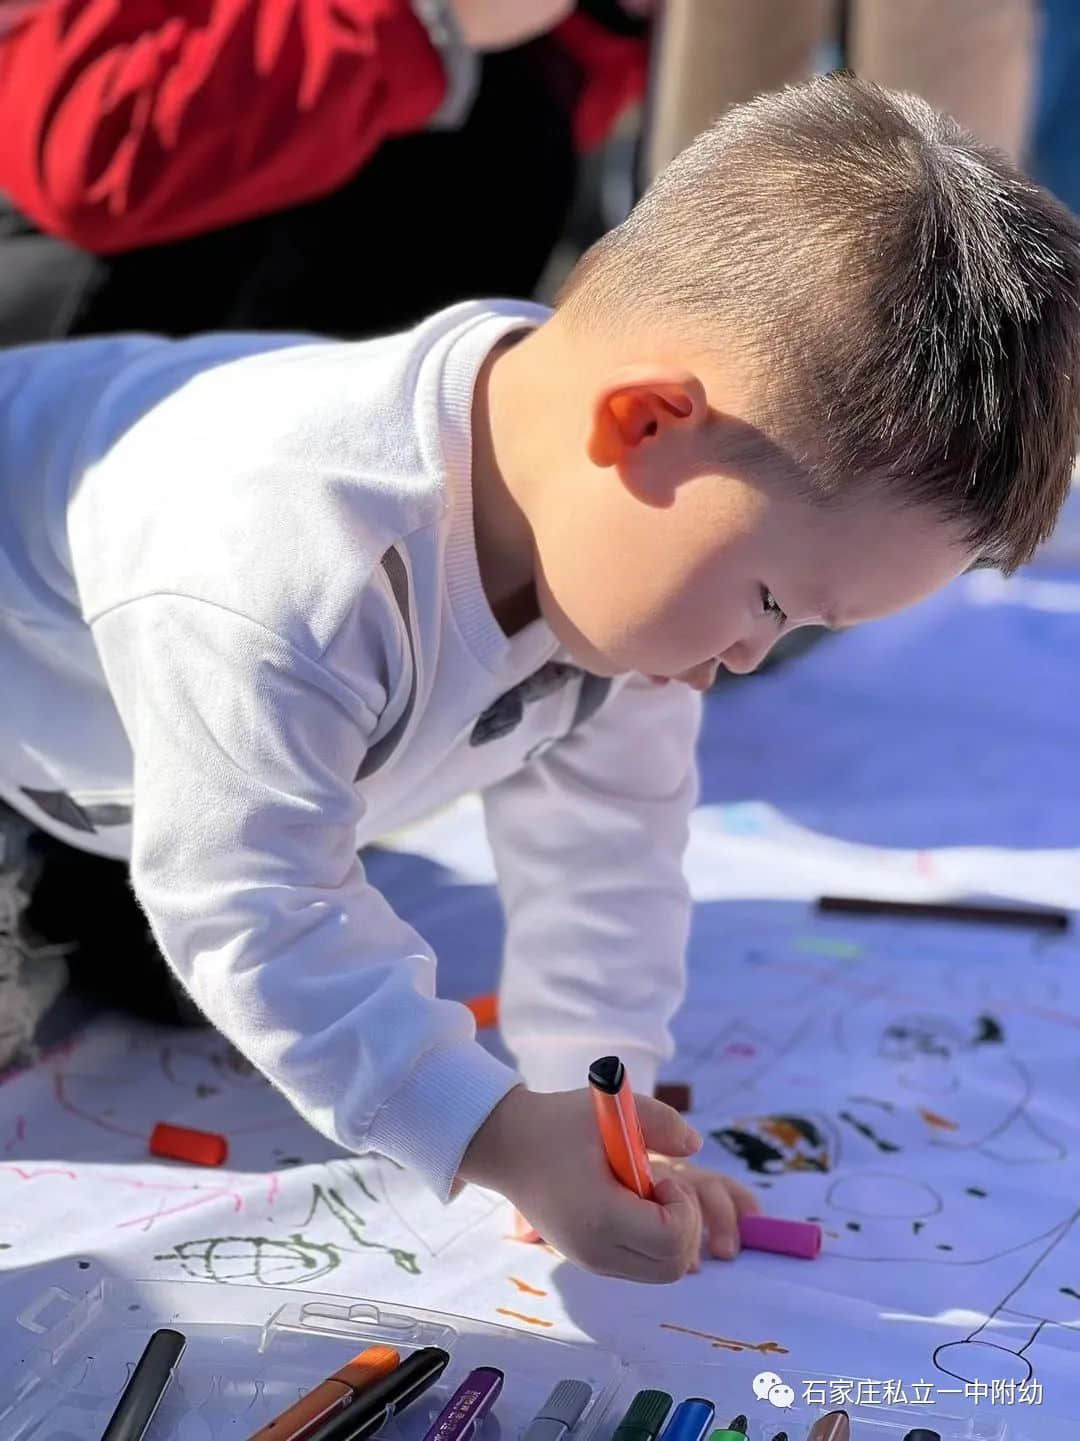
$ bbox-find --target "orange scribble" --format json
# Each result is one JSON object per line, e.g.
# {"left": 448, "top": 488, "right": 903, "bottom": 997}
{"left": 660, "top": 1322, "right": 788, "bottom": 1356}
{"left": 503, "top": 1233, "right": 558, "bottom": 1255}
{"left": 508, "top": 1276, "right": 547, "bottom": 1297}
{"left": 497, "top": 1308, "right": 553, "bottom": 1328}
{"left": 919, "top": 1108, "right": 958, "bottom": 1131}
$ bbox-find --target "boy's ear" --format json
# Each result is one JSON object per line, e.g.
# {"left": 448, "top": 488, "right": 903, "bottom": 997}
{"left": 587, "top": 369, "right": 708, "bottom": 468}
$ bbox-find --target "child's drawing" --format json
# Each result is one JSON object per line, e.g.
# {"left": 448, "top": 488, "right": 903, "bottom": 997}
{"left": 154, "top": 1165, "right": 421, "bottom": 1283}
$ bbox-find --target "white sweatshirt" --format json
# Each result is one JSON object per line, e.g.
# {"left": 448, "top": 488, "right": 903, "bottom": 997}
{"left": 0, "top": 301, "right": 700, "bottom": 1196}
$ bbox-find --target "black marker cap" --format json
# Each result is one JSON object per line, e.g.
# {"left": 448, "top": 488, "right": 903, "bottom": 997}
{"left": 588, "top": 1056, "right": 625, "bottom": 1093}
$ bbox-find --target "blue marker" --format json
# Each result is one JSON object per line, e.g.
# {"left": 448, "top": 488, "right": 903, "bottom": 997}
{"left": 659, "top": 1399, "right": 716, "bottom": 1441}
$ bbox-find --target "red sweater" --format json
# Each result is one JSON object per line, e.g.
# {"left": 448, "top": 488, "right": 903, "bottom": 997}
{"left": 0, "top": 0, "right": 646, "bottom": 254}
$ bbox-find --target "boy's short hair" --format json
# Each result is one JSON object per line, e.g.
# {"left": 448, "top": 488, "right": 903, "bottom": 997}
{"left": 560, "top": 74, "right": 1080, "bottom": 572}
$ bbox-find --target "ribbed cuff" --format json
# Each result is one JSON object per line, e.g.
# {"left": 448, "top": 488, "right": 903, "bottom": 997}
{"left": 365, "top": 1041, "right": 522, "bottom": 1199}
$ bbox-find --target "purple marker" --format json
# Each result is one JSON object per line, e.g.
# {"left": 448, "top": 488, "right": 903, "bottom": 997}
{"left": 739, "top": 1214, "right": 821, "bottom": 1259}
{"left": 419, "top": 1368, "right": 504, "bottom": 1441}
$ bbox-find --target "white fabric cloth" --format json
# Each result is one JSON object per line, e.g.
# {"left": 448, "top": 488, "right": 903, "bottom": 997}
{"left": 0, "top": 301, "right": 700, "bottom": 1195}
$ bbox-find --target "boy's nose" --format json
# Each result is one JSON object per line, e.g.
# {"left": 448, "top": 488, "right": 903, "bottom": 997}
{"left": 720, "top": 633, "right": 777, "bottom": 675}
{"left": 676, "top": 659, "right": 720, "bottom": 690}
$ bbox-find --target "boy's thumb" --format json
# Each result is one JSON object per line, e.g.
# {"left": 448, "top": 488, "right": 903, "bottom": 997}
{"left": 635, "top": 1094, "right": 702, "bottom": 1158}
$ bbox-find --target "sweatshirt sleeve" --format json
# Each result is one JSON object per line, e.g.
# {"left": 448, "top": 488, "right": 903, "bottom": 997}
{"left": 481, "top": 673, "right": 701, "bottom": 1102}
{"left": 90, "top": 591, "right": 520, "bottom": 1197}
{"left": 0, "top": 0, "right": 447, "bottom": 253}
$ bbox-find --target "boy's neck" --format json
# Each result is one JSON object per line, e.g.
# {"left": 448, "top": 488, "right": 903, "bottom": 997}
{"left": 469, "top": 328, "right": 545, "bottom": 638}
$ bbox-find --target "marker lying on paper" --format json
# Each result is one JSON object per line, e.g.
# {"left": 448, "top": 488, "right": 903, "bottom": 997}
{"left": 101, "top": 1328, "right": 186, "bottom": 1441}
{"left": 149, "top": 1121, "right": 228, "bottom": 1167}
{"left": 303, "top": 1347, "right": 449, "bottom": 1441}
{"left": 246, "top": 1344, "right": 399, "bottom": 1440}
{"left": 739, "top": 1214, "right": 821, "bottom": 1259}
{"left": 418, "top": 1366, "right": 503, "bottom": 1441}
{"left": 521, "top": 1380, "right": 593, "bottom": 1441}
{"left": 817, "top": 895, "right": 1069, "bottom": 932}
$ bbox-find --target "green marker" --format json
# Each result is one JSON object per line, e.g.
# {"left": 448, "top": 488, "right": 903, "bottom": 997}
{"left": 709, "top": 1415, "right": 748, "bottom": 1441}
{"left": 612, "top": 1391, "right": 674, "bottom": 1441}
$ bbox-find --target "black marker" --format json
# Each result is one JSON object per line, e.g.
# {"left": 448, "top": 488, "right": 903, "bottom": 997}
{"left": 902, "top": 1431, "right": 940, "bottom": 1441}
{"left": 817, "top": 895, "right": 1069, "bottom": 932}
{"left": 101, "top": 1328, "right": 186, "bottom": 1441}
{"left": 304, "top": 1346, "right": 450, "bottom": 1441}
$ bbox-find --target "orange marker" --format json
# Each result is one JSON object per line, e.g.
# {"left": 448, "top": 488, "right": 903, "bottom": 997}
{"left": 247, "top": 1344, "right": 400, "bottom": 1441}
{"left": 464, "top": 993, "right": 498, "bottom": 1030}
{"left": 588, "top": 1055, "right": 654, "bottom": 1199}
{"left": 149, "top": 1121, "right": 228, "bottom": 1167}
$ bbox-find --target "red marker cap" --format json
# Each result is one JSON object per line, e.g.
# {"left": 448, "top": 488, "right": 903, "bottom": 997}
{"left": 149, "top": 1122, "right": 228, "bottom": 1167}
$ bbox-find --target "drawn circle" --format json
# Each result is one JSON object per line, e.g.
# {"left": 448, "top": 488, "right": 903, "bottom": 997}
{"left": 933, "top": 1340, "right": 1032, "bottom": 1385}
{"left": 826, "top": 1173, "right": 942, "bottom": 1219}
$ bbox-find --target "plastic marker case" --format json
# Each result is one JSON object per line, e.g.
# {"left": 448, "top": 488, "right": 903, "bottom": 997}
{"left": 0, "top": 1279, "right": 1063, "bottom": 1441}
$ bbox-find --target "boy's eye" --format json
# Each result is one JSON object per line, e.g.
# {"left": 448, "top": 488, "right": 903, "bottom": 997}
{"left": 760, "top": 586, "right": 787, "bottom": 626}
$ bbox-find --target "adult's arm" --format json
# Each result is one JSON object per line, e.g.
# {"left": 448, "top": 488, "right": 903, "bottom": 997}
{"left": 0, "top": 0, "right": 448, "bottom": 252}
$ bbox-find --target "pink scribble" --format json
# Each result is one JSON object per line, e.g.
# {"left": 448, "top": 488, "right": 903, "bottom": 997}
{"left": 52, "top": 1072, "right": 147, "bottom": 1139}
{"left": 916, "top": 851, "right": 935, "bottom": 876}
{"left": 116, "top": 1188, "right": 245, "bottom": 1232}
{"left": 0, "top": 1164, "right": 77, "bottom": 1181}
{"left": 267, "top": 1172, "right": 280, "bottom": 1209}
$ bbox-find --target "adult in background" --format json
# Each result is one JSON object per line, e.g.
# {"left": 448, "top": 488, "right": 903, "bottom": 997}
{"left": 644, "top": 0, "right": 1038, "bottom": 180}
{"left": 0, "top": 0, "right": 651, "bottom": 343}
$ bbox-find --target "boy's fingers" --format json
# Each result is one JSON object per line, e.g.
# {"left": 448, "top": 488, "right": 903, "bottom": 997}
{"left": 607, "top": 1176, "right": 697, "bottom": 1273}
{"left": 636, "top": 1093, "right": 702, "bottom": 1158}
{"left": 724, "top": 1174, "right": 763, "bottom": 1218}
{"left": 697, "top": 1177, "right": 741, "bottom": 1260}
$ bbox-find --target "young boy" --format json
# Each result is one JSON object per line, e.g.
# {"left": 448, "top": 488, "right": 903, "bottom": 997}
{"left": 1, "top": 75, "right": 1078, "bottom": 1284}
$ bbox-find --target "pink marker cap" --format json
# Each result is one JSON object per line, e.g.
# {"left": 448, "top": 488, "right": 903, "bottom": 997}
{"left": 739, "top": 1214, "right": 822, "bottom": 1259}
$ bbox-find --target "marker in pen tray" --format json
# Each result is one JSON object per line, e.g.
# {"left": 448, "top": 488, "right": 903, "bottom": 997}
{"left": 658, "top": 1398, "right": 715, "bottom": 1441}
{"left": 612, "top": 1390, "right": 674, "bottom": 1441}
{"left": 247, "top": 1344, "right": 400, "bottom": 1440}
{"left": 100, "top": 1328, "right": 186, "bottom": 1441}
{"left": 806, "top": 1413, "right": 849, "bottom": 1441}
{"left": 522, "top": 1381, "right": 594, "bottom": 1441}
{"left": 303, "top": 1347, "right": 450, "bottom": 1441}
{"left": 419, "top": 1366, "right": 504, "bottom": 1441}
{"left": 709, "top": 1413, "right": 747, "bottom": 1441}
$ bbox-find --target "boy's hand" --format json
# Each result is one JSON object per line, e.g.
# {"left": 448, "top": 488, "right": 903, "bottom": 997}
{"left": 648, "top": 1155, "right": 761, "bottom": 1268}
{"left": 459, "top": 1085, "right": 751, "bottom": 1282}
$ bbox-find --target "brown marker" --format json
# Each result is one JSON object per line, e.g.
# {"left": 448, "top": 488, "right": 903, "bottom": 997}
{"left": 247, "top": 1345, "right": 400, "bottom": 1441}
{"left": 806, "top": 1412, "right": 849, "bottom": 1441}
